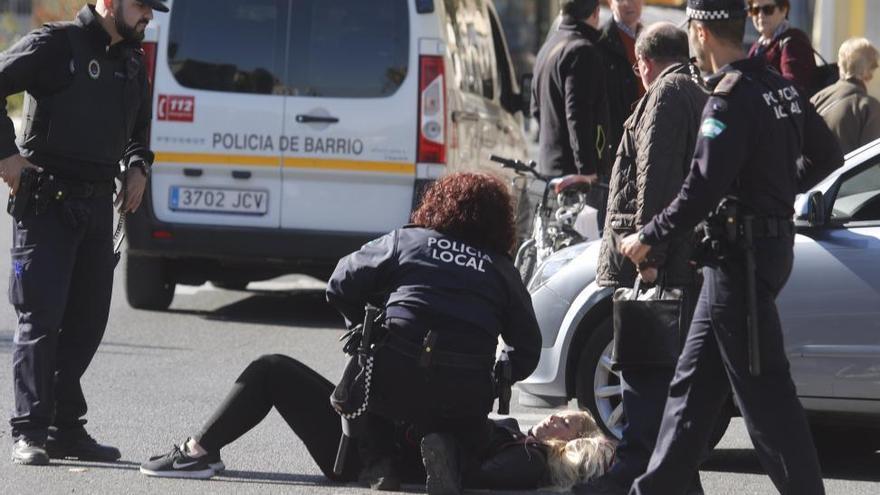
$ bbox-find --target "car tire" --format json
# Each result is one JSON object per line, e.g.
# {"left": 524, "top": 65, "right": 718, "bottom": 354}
{"left": 811, "top": 424, "right": 880, "bottom": 458}
{"left": 575, "top": 316, "right": 731, "bottom": 449}
{"left": 126, "top": 255, "right": 175, "bottom": 311}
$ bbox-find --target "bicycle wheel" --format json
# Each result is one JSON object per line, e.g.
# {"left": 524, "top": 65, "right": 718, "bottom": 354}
{"left": 514, "top": 239, "right": 538, "bottom": 283}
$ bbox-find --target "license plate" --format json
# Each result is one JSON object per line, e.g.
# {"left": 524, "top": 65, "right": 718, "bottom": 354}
{"left": 169, "top": 186, "right": 269, "bottom": 215}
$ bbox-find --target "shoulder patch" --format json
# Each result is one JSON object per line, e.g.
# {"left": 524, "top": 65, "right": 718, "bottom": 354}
{"left": 700, "top": 118, "right": 727, "bottom": 139}
{"left": 713, "top": 71, "right": 742, "bottom": 96}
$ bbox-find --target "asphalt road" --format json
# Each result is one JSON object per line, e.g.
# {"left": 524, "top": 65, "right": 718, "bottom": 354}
{"left": 0, "top": 211, "right": 877, "bottom": 495}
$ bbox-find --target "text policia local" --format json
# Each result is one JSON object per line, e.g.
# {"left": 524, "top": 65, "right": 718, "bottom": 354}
{"left": 212, "top": 133, "right": 365, "bottom": 156}
{"left": 427, "top": 237, "right": 494, "bottom": 273}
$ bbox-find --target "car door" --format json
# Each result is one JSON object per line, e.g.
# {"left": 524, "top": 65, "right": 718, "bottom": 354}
{"left": 150, "top": 0, "right": 287, "bottom": 228}
{"left": 278, "top": 0, "right": 416, "bottom": 233}
{"left": 779, "top": 155, "right": 880, "bottom": 400}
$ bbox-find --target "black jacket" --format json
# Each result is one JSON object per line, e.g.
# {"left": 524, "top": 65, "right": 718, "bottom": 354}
{"left": 0, "top": 5, "right": 153, "bottom": 181}
{"left": 531, "top": 16, "right": 610, "bottom": 177}
{"left": 641, "top": 58, "right": 844, "bottom": 246}
{"left": 597, "top": 19, "right": 642, "bottom": 160}
{"left": 326, "top": 226, "right": 541, "bottom": 383}
{"left": 598, "top": 63, "right": 707, "bottom": 288}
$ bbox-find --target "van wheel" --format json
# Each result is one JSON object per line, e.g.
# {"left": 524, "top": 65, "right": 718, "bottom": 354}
{"left": 575, "top": 316, "right": 731, "bottom": 448}
{"left": 126, "top": 255, "right": 175, "bottom": 311}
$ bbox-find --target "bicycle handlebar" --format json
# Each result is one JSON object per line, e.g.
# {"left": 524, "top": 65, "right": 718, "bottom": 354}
{"left": 489, "top": 155, "right": 549, "bottom": 182}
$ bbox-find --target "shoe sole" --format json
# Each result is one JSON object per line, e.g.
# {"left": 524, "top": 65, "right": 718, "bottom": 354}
{"left": 421, "top": 435, "right": 461, "bottom": 495}
{"left": 140, "top": 466, "right": 215, "bottom": 479}
{"left": 209, "top": 461, "right": 225, "bottom": 473}
{"left": 11, "top": 456, "right": 50, "bottom": 466}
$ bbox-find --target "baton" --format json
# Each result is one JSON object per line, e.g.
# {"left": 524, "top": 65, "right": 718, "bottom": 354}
{"left": 742, "top": 216, "right": 761, "bottom": 377}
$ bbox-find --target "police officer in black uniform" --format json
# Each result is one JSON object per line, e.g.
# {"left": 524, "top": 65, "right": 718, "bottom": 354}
{"left": 618, "top": 1, "right": 844, "bottom": 494}
{"left": 0, "top": 0, "right": 168, "bottom": 465}
{"left": 327, "top": 173, "right": 541, "bottom": 495}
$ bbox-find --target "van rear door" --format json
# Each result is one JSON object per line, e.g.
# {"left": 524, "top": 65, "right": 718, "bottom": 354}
{"left": 278, "top": 0, "right": 416, "bottom": 233}
{"left": 149, "top": 0, "right": 288, "bottom": 229}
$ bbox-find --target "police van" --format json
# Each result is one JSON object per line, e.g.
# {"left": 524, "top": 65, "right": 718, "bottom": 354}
{"left": 127, "top": 0, "right": 531, "bottom": 309}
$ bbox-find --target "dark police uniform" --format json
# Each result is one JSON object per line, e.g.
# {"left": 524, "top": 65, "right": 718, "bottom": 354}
{"left": 629, "top": 1, "right": 844, "bottom": 494}
{"left": 0, "top": 4, "right": 160, "bottom": 460}
{"left": 327, "top": 225, "right": 541, "bottom": 472}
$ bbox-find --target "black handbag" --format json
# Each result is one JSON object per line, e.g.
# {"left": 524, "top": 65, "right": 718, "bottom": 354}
{"left": 611, "top": 277, "right": 684, "bottom": 370}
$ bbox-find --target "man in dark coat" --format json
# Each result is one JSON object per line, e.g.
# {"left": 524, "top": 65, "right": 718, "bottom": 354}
{"left": 531, "top": 0, "right": 609, "bottom": 180}
{"left": 588, "top": 22, "right": 709, "bottom": 495}
{"left": 598, "top": 0, "right": 645, "bottom": 160}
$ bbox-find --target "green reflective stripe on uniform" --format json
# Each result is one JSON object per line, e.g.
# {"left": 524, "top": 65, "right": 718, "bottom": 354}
{"left": 700, "top": 118, "right": 727, "bottom": 139}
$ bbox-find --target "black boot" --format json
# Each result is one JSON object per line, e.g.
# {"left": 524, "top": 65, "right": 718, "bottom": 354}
{"left": 46, "top": 427, "right": 121, "bottom": 462}
{"left": 11, "top": 438, "right": 50, "bottom": 466}
{"left": 421, "top": 433, "right": 462, "bottom": 495}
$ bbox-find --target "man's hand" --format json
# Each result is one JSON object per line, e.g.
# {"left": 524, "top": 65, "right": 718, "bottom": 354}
{"left": 115, "top": 167, "right": 147, "bottom": 213}
{"left": 638, "top": 266, "right": 658, "bottom": 284}
{"left": 0, "top": 154, "right": 42, "bottom": 195}
{"left": 619, "top": 233, "right": 652, "bottom": 265}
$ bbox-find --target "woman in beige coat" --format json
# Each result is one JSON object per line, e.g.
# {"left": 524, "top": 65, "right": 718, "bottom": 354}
{"left": 811, "top": 38, "right": 880, "bottom": 154}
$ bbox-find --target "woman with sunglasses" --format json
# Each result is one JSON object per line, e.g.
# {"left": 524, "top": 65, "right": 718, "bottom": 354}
{"left": 747, "top": 0, "right": 817, "bottom": 93}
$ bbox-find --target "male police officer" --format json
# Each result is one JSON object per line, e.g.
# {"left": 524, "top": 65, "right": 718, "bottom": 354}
{"left": 618, "top": 0, "right": 843, "bottom": 493}
{"left": 0, "top": 0, "right": 167, "bottom": 465}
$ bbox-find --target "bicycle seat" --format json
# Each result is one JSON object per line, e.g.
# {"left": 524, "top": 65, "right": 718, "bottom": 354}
{"left": 551, "top": 174, "right": 592, "bottom": 195}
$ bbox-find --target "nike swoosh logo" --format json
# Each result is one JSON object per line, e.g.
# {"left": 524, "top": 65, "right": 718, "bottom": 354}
{"left": 172, "top": 460, "right": 200, "bottom": 469}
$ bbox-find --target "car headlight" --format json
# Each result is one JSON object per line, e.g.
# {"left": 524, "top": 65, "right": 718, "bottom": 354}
{"left": 527, "top": 242, "right": 591, "bottom": 292}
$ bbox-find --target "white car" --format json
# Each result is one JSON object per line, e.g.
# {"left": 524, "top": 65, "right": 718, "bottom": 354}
{"left": 126, "top": 0, "right": 531, "bottom": 309}
{"left": 519, "top": 139, "right": 880, "bottom": 452}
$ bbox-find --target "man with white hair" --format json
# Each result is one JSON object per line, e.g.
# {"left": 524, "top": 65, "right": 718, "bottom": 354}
{"left": 811, "top": 38, "right": 880, "bottom": 154}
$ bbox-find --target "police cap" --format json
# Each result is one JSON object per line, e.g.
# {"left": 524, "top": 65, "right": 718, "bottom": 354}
{"left": 142, "top": 0, "right": 170, "bottom": 13}
{"left": 686, "top": 0, "right": 747, "bottom": 21}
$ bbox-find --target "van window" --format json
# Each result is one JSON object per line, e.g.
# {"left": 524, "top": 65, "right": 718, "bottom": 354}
{"left": 284, "top": 0, "right": 409, "bottom": 98}
{"left": 167, "top": 0, "right": 288, "bottom": 95}
{"left": 444, "top": 0, "right": 496, "bottom": 99}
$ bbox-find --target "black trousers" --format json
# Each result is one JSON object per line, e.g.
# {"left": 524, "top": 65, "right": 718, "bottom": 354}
{"left": 610, "top": 284, "right": 707, "bottom": 491}
{"left": 631, "top": 235, "right": 825, "bottom": 495}
{"left": 10, "top": 197, "right": 115, "bottom": 442}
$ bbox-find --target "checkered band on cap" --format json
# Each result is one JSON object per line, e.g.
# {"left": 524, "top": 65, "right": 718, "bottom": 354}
{"left": 686, "top": 7, "right": 731, "bottom": 20}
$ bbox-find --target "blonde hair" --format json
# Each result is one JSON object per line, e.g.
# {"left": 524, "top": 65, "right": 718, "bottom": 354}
{"left": 545, "top": 435, "right": 617, "bottom": 490}
{"left": 540, "top": 410, "right": 617, "bottom": 490}
{"left": 838, "top": 37, "right": 880, "bottom": 81}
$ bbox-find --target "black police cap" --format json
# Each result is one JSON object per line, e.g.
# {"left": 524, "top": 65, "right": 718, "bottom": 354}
{"left": 686, "top": 0, "right": 747, "bottom": 21}
{"left": 142, "top": 0, "right": 170, "bottom": 13}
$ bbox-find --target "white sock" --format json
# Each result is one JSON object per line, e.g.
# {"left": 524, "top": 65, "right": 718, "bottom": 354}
{"left": 184, "top": 437, "right": 208, "bottom": 458}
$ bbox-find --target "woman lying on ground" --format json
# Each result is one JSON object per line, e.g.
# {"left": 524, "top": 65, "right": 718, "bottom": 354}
{"left": 139, "top": 353, "right": 615, "bottom": 490}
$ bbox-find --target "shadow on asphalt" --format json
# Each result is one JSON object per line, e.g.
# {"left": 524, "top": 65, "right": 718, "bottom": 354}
{"left": 165, "top": 289, "right": 342, "bottom": 329}
{"left": 702, "top": 448, "right": 880, "bottom": 482}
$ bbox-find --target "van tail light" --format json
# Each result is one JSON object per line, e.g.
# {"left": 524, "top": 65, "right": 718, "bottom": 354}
{"left": 417, "top": 55, "right": 446, "bottom": 164}
{"left": 142, "top": 41, "right": 158, "bottom": 94}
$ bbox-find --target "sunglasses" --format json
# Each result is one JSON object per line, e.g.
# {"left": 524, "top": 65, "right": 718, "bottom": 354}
{"left": 748, "top": 4, "right": 778, "bottom": 16}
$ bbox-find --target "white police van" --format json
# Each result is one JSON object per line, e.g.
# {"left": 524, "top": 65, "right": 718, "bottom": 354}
{"left": 127, "top": 0, "right": 531, "bottom": 309}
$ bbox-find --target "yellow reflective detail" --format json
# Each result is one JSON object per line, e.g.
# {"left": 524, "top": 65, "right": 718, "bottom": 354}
{"left": 153, "top": 152, "right": 415, "bottom": 174}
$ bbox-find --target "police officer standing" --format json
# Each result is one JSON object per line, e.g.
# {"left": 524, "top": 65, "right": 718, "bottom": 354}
{"left": 0, "top": 0, "right": 167, "bottom": 465}
{"left": 618, "top": 1, "right": 843, "bottom": 494}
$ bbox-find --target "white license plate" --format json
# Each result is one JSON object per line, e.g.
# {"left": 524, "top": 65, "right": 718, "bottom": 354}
{"left": 169, "top": 186, "right": 268, "bottom": 215}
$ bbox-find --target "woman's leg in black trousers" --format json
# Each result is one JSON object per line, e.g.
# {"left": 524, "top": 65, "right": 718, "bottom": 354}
{"left": 194, "top": 354, "right": 360, "bottom": 481}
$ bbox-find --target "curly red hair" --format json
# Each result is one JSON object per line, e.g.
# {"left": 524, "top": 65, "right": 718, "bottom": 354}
{"left": 411, "top": 173, "right": 516, "bottom": 254}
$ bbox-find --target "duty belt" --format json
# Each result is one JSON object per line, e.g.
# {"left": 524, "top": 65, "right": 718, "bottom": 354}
{"left": 50, "top": 177, "right": 116, "bottom": 200}
{"left": 384, "top": 331, "right": 495, "bottom": 371}
{"left": 749, "top": 216, "right": 794, "bottom": 238}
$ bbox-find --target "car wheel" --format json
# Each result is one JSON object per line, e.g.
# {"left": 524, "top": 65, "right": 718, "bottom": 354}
{"left": 575, "top": 316, "right": 732, "bottom": 448}
{"left": 576, "top": 317, "right": 624, "bottom": 439}
{"left": 126, "top": 255, "right": 175, "bottom": 311}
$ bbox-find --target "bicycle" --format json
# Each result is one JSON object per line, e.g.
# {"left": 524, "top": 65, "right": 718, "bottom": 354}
{"left": 490, "top": 155, "right": 604, "bottom": 282}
